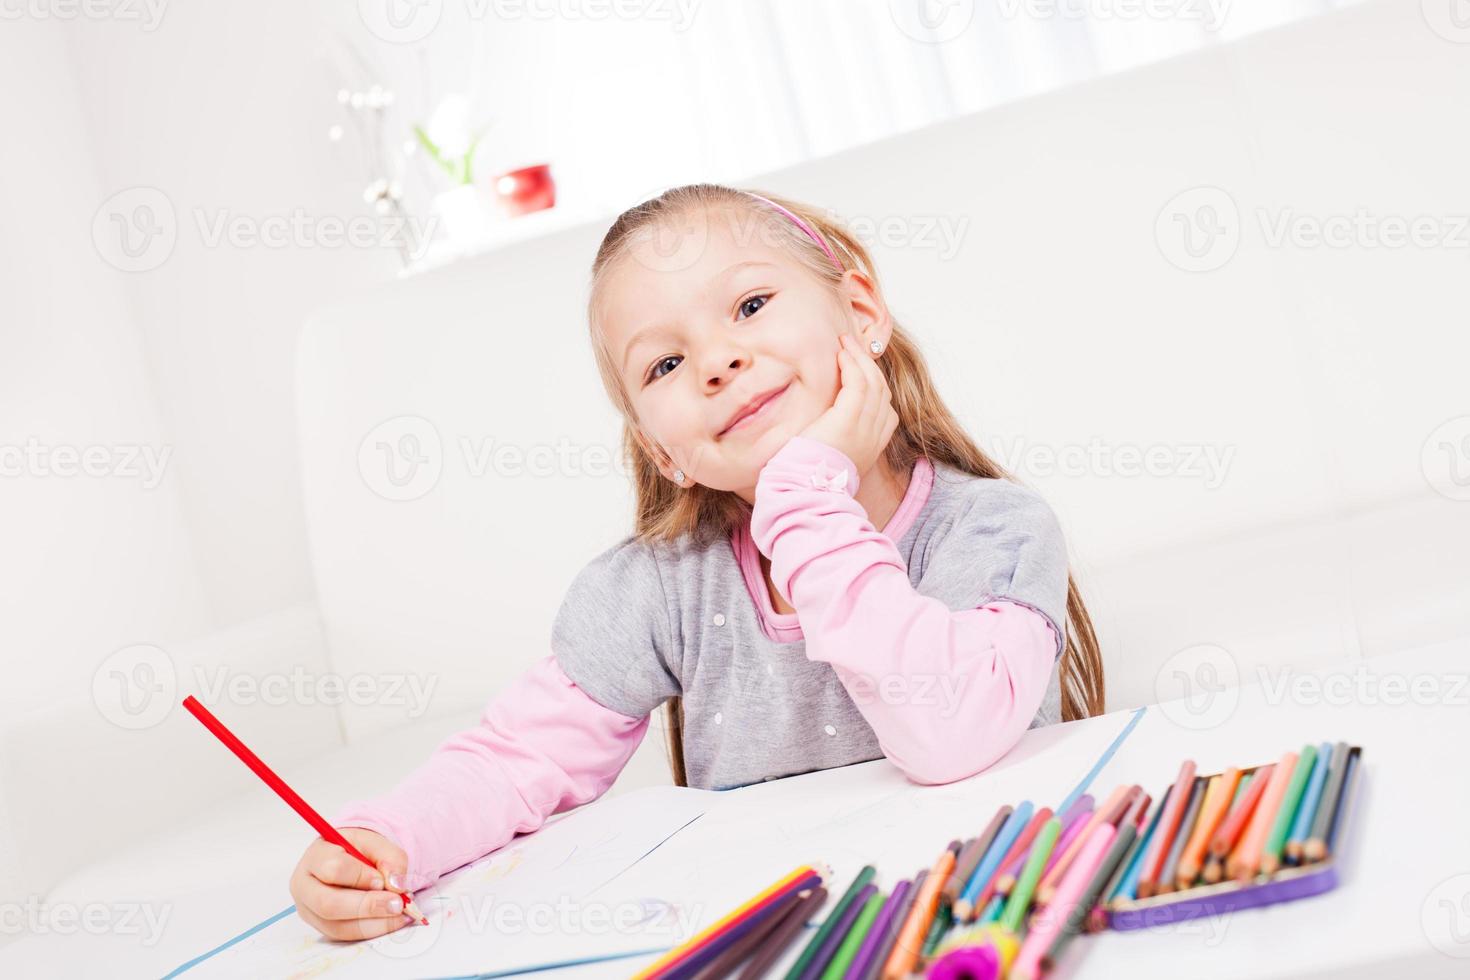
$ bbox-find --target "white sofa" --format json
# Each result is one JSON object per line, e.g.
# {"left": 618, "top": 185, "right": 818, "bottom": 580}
{"left": 5, "top": 1, "right": 1467, "bottom": 974}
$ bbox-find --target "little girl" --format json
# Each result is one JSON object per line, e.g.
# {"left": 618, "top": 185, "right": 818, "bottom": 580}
{"left": 288, "top": 183, "right": 1104, "bottom": 940}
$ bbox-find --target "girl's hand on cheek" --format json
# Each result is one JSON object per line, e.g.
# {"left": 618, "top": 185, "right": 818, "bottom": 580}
{"left": 798, "top": 334, "right": 899, "bottom": 476}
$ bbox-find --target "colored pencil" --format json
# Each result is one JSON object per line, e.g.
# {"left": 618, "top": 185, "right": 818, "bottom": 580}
{"left": 983, "top": 807, "right": 1053, "bottom": 902}
{"left": 638, "top": 866, "right": 823, "bottom": 980}
{"left": 1209, "top": 765, "right": 1272, "bottom": 860}
{"left": 1042, "top": 816, "right": 1138, "bottom": 971}
{"left": 1086, "top": 790, "right": 1152, "bottom": 926}
{"left": 1304, "top": 741, "right": 1353, "bottom": 862}
{"left": 1229, "top": 750, "right": 1298, "bottom": 880}
{"left": 1202, "top": 772, "right": 1252, "bottom": 885}
{"left": 845, "top": 880, "right": 909, "bottom": 980}
{"left": 1036, "top": 784, "right": 1130, "bottom": 904}
{"left": 857, "top": 872, "right": 923, "bottom": 980}
{"left": 820, "top": 887, "right": 884, "bottom": 980}
{"left": 1324, "top": 747, "right": 1362, "bottom": 856}
{"left": 783, "top": 866, "right": 875, "bottom": 980}
{"left": 737, "top": 886, "right": 830, "bottom": 980}
{"left": 798, "top": 882, "right": 878, "bottom": 980}
{"left": 1011, "top": 823, "right": 1116, "bottom": 980}
{"left": 1176, "top": 768, "right": 1239, "bottom": 886}
{"left": 944, "top": 807, "right": 1011, "bottom": 908}
{"left": 180, "top": 696, "right": 429, "bottom": 925}
{"left": 1041, "top": 804, "right": 1094, "bottom": 879}
{"left": 1109, "top": 784, "right": 1173, "bottom": 905}
{"left": 955, "top": 803, "right": 1033, "bottom": 920}
{"left": 1136, "top": 760, "right": 1196, "bottom": 899}
{"left": 693, "top": 884, "right": 810, "bottom": 980}
{"left": 1262, "top": 745, "right": 1319, "bottom": 874}
{"left": 918, "top": 900, "right": 953, "bottom": 960}
{"left": 1285, "top": 743, "right": 1332, "bottom": 865}
{"left": 999, "top": 817, "right": 1062, "bottom": 933}
{"left": 943, "top": 838, "right": 983, "bottom": 904}
{"left": 882, "top": 846, "right": 957, "bottom": 980}
{"left": 1061, "top": 793, "right": 1095, "bottom": 821}
{"left": 1158, "top": 776, "right": 1205, "bottom": 894}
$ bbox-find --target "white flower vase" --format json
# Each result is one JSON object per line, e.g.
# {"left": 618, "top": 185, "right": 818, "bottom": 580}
{"left": 432, "top": 185, "right": 499, "bottom": 247}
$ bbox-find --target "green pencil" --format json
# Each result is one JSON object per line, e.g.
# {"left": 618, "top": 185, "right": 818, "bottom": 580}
{"left": 820, "top": 890, "right": 885, "bottom": 980}
{"left": 919, "top": 900, "right": 953, "bottom": 958}
{"left": 1000, "top": 816, "right": 1062, "bottom": 933}
{"left": 1262, "top": 744, "right": 1318, "bottom": 874}
{"left": 784, "top": 865, "right": 875, "bottom": 980}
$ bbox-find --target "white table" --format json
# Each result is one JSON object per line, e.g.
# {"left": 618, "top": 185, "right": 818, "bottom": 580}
{"left": 4, "top": 638, "right": 1466, "bottom": 978}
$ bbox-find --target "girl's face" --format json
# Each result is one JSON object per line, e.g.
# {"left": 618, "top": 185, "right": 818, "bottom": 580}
{"left": 600, "top": 206, "right": 891, "bottom": 500}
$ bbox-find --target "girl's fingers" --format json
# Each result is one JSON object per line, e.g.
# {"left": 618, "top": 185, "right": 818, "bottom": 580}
{"left": 301, "top": 873, "right": 408, "bottom": 922}
{"left": 310, "top": 843, "right": 386, "bottom": 890}
{"left": 296, "top": 899, "right": 411, "bottom": 942}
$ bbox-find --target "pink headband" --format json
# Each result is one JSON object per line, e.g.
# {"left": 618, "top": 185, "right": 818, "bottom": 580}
{"left": 744, "top": 191, "right": 843, "bottom": 271}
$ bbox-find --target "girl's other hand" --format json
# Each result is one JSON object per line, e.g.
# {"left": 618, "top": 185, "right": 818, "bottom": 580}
{"left": 798, "top": 333, "right": 898, "bottom": 476}
{"left": 289, "top": 827, "right": 418, "bottom": 941}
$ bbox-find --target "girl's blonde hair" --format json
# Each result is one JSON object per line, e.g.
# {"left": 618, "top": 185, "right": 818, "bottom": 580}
{"left": 586, "top": 183, "right": 1104, "bottom": 786}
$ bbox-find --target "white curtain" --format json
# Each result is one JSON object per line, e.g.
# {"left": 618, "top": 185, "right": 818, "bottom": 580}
{"left": 318, "top": 0, "right": 1361, "bottom": 229}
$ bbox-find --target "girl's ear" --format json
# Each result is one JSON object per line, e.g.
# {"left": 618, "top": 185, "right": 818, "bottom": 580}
{"left": 839, "top": 268, "right": 893, "bottom": 356}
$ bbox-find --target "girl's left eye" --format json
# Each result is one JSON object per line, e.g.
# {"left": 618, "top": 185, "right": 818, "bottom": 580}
{"left": 738, "top": 294, "right": 770, "bottom": 319}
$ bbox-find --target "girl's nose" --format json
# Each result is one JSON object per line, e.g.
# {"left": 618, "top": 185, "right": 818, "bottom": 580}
{"left": 704, "top": 354, "right": 746, "bottom": 389}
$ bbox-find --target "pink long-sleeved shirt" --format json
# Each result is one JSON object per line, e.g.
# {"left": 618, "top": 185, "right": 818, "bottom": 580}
{"left": 332, "top": 436, "right": 1069, "bottom": 887}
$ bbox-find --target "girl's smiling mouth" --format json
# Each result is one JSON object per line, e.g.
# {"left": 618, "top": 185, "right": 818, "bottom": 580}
{"left": 717, "top": 383, "right": 791, "bottom": 438}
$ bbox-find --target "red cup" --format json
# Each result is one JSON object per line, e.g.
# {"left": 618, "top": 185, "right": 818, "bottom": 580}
{"left": 492, "top": 164, "right": 556, "bottom": 216}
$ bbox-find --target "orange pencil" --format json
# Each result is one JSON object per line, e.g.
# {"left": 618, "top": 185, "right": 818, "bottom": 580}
{"left": 1229, "top": 752, "right": 1297, "bottom": 880}
{"left": 882, "top": 847, "right": 956, "bottom": 980}
{"left": 1035, "top": 784, "right": 1133, "bottom": 905}
{"left": 1177, "top": 768, "right": 1240, "bottom": 886}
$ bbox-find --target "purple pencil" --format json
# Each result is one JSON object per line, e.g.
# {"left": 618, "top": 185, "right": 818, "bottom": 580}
{"left": 1060, "top": 794, "right": 1095, "bottom": 826}
{"left": 844, "top": 879, "right": 911, "bottom": 980}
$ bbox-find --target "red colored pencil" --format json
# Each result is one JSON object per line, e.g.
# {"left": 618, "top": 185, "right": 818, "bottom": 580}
{"left": 182, "top": 696, "right": 428, "bottom": 925}
{"left": 1137, "top": 760, "right": 1196, "bottom": 899}
{"left": 1209, "top": 765, "right": 1274, "bottom": 860}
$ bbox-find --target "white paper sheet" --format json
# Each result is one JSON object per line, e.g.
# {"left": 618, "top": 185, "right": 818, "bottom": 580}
{"left": 177, "top": 786, "right": 715, "bottom": 979}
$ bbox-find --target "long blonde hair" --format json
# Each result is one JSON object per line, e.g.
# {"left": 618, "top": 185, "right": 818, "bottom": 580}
{"left": 586, "top": 183, "right": 1104, "bottom": 785}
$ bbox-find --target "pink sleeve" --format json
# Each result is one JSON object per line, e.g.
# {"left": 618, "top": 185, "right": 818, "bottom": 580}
{"left": 329, "top": 654, "right": 649, "bottom": 888}
{"left": 750, "top": 436, "right": 1059, "bottom": 785}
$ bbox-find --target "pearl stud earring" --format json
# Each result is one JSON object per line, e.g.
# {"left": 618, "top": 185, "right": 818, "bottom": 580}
{"left": 869, "top": 340, "right": 884, "bottom": 355}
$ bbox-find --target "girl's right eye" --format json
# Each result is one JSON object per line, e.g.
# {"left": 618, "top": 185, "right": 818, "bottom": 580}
{"left": 648, "top": 355, "right": 681, "bottom": 383}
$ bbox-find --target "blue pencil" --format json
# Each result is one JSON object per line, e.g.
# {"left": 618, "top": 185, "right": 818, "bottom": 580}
{"left": 955, "top": 802, "right": 1034, "bottom": 920}
{"left": 1285, "top": 743, "right": 1332, "bottom": 865}
{"left": 1110, "top": 785, "right": 1173, "bottom": 904}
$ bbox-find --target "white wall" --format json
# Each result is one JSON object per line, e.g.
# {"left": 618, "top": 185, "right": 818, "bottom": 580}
{"left": 61, "top": 2, "right": 405, "bottom": 628}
